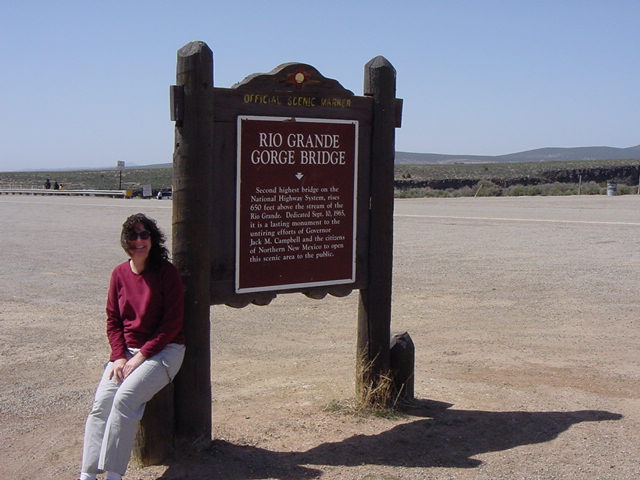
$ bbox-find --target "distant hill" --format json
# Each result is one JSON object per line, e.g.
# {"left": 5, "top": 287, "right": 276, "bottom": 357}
{"left": 395, "top": 145, "right": 640, "bottom": 165}
{"left": 133, "top": 162, "right": 173, "bottom": 169}
{"left": 128, "top": 145, "right": 640, "bottom": 169}
{"left": 4, "top": 145, "right": 639, "bottom": 173}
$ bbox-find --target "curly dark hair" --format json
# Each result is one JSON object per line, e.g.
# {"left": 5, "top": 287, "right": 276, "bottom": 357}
{"left": 120, "top": 213, "right": 169, "bottom": 270}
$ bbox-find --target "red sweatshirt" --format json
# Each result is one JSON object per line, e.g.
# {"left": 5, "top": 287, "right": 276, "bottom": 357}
{"left": 106, "top": 260, "right": 185, "bottom": 361}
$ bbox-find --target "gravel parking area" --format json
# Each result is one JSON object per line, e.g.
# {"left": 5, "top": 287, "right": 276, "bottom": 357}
{"left": 0, "top": 194, "right": 638, "bottom": 479}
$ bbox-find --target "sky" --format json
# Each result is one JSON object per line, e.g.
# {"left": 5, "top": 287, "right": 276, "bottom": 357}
{"left": 1, "top": 0, "right": 638, "bottom": 171}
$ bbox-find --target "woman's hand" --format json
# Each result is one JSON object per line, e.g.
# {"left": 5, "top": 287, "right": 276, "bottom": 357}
{"left": 123, "top": 352, "right": 146, "bottom": 379}
{"left": 108, "top": 358, "right": 127, "bottom": 384}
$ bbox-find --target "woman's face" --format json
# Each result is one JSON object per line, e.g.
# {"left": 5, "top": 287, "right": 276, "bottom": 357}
{"left": 127, "top": 223, "right": 152, "bottom": 262}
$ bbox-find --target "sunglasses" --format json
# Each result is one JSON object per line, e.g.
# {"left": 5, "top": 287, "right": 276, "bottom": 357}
{"left": 127, "top": 231, "right": 151, "bottom": 241}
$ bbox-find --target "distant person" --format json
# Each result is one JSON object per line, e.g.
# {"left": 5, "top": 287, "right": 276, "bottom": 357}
{"left": 78, "top": 213, "right": 185, "bottom": 480}
{"left": 53, "top": 181, "right": 59, "bottom": 190}
{"left": 157, "top": 190, "right": 162, "bottom": 200}
{"left": 44, "top": 178, "right": 51, "bottom": 189}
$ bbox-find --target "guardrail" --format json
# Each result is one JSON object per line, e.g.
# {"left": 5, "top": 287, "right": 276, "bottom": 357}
{"left": 0, "top": 188, "right": 132, "bottom": 198}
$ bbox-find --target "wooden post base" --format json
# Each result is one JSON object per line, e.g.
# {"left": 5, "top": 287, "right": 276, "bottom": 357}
{"left": 131, "top": 383, "right": 175, "bottom": 467}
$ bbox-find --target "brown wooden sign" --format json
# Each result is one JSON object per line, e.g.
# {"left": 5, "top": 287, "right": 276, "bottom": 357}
{"left": 169, "top": 42, "right": 402, "bottom": 447}
{"left": 236, "top": 116, "right": 358, "bottom": 293}
{"left": 207, "top": 62, "right": 378, "bottom": 306}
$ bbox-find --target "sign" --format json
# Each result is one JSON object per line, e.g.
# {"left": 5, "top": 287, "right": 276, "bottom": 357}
{"left": 236, "top": 116, "right": 358, "bottom": 293}
{"left": 117, "top": 161, "right": 125, "bottom": 170}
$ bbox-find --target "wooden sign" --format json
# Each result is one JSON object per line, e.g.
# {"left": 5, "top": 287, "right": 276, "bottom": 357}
{"left": 207, "top": 62, "right": 377, "bottom": 306}
{"left": 169, "top": 41, "right": 402, "bottom": 448}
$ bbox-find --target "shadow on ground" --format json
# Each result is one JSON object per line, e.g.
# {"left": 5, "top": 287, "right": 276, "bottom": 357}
{"left": 158, "top": 400, "right": 622, "bottom": 479}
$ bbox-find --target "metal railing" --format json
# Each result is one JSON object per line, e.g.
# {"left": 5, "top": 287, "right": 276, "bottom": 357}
{"left": 0, "top": 188, "right": 131, "bottom": 198}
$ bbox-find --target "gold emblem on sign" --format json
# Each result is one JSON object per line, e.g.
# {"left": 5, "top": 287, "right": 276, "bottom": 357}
{"left": 285, "top": 68, "right": 319, "bottom": 89}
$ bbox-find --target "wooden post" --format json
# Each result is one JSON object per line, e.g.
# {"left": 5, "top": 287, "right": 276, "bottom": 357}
{"left": 578, "top": 174, "right": 582, "bottom": 195}
{"left": 357, "top": 56, "right": 398, "bottom": 406}
{"left": 131, "top": 42, "right": 214, "bottom": 464}
{"left": 172, "top": 41, "right": 214, "bottom": 443}
{"left": 131, "top": 384, "right": 175, "bottom": 466}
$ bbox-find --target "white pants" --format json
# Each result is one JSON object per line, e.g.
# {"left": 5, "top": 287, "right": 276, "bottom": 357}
{"left": 81, "top": 343, "right": 185, "bottom": 475}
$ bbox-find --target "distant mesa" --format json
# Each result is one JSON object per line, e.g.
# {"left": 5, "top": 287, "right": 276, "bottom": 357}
{"left": 395, "top": 144, "right": 640, "bottom": 165}
{"left": 123, "top": 144, "right": 640, "bottom": 169}
{"left": 6, "top": 144, "right": 639, "bottom": 172}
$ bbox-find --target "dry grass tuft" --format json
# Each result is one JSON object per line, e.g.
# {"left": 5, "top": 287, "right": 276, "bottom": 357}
{"left": 322, "top": 353, "right": 405, "bottom": 419}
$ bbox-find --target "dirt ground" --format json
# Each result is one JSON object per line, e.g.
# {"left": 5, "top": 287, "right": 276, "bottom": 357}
{"left": 0, "top": 194, "right": 638, "bottom": 480}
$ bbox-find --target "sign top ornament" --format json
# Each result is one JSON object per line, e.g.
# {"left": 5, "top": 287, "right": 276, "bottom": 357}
{"left": 232, "top": 63, "right": 354, "bottom": 97}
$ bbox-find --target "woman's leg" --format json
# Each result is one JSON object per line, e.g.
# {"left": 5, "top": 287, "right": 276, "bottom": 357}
{"left": 81, "top": 363, "right": 119, "bottom": 474}
{"left": 98, "top": 344, "right": 185, "bottom": 475}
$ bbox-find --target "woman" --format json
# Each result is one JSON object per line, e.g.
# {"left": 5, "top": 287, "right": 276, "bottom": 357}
{"left": 79, "top": 213, "right": 186, "bottom": 480}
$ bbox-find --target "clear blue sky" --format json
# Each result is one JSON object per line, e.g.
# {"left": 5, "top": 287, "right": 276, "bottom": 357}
{"left": 1, "top": 0, "right": 638, "bottom": 171}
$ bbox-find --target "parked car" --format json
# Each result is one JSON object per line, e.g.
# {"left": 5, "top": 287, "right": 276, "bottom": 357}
{"left": 156, "top": 188, "right": 172, "bottom": 199}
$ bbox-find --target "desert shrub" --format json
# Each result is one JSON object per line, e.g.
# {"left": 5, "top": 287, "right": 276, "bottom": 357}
{"left": 540, "top": 183, "right": 577, "bottom": 196}
{"left": 505, "top": 184, "right": 528, "bottom": 196}
{"left": 394, "top": 180, "right": 640, "bottom": 198}
{"left": 395, "top": 187, "right": 433, "bottom": 198}
{"left": 617, "top": 184, "right": 638, "bottom": 195}
{"left": 580, "top": 182, "right": 604, "bottom": 195}
{"left": 456, "top": 186, "right": 475, "bottom": 197}
{"left": 473, "top": 181, "right": 502, "bottom": 197}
